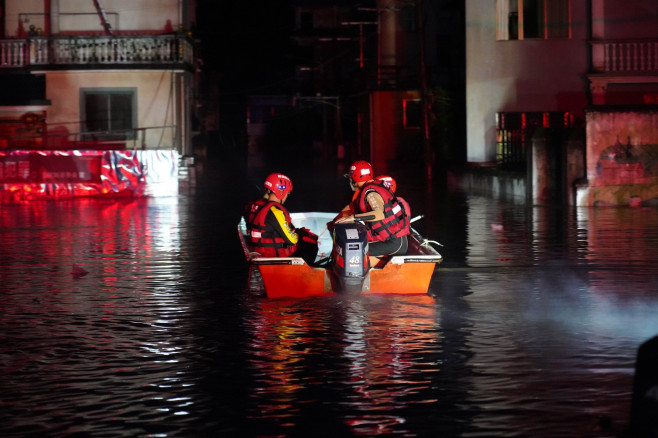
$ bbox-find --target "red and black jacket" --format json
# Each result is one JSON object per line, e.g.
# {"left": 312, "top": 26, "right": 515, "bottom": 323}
{"left": 244, "top": 198, "right": 297, "bottom": 257}
{"left": 354, "top": 181, "right": 410, "bottom": 242}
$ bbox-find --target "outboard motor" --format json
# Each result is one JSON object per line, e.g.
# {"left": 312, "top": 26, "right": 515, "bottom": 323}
{"left": 331, "top": 222, "right": 370, "bottom": 293}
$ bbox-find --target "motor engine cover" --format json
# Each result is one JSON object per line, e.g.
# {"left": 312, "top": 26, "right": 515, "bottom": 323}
{"left": 331, "top": 222, "right": 370, "bottom": 279}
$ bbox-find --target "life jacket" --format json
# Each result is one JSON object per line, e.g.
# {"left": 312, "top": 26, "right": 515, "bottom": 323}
{"left": 244, "top": 198, "right": 297, "bottom": 257}
{"left": 354, "top": 181, "right": 410, "bottom": 242}
{"left": 397, "top": 196, "right": 411, "bottom": 230}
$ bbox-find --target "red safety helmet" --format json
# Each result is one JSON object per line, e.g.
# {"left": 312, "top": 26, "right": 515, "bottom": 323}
{"left": 264, "top": 173, "right": 293, "bottom": 199}
{"left": 376, "top": 175, "right": 396, "bottom": 193}
{"left": 347, "top": 160, "right": 373, "bottom": 183}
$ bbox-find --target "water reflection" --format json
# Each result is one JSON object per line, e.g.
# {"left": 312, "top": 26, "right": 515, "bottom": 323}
{"left": 245, "top": 295, "right": 450, "bottom": 436}
{"left": 1, "top": 190, "right": 658, "bottom": 436}
{"left": 0, "top": 197, "right": 208, "bottom": 436}
{"left": 431, "top": 196, "right": 658, "bottom": 436}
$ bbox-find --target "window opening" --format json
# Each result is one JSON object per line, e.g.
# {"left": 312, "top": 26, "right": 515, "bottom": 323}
{"left": 496, "top": 0, "right": 570, "bottom": 41}
{"left": 403, "top": 99, "right": 421, "bottom": 129}
{"left": 81, "top": 88, "right": 136, "bottom": 141}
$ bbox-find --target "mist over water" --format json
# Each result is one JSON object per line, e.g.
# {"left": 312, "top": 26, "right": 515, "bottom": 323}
{"left": 1, "top": 163, "right": 657, "bottom": 437}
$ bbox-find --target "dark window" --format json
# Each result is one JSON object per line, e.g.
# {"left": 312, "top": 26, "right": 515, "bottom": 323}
{"left": 403, "top": 99, "right": 421, "bottom": 129}
{"left": 81, "top": 89, "right": 136, "bottom": 140}
{"left": 400, "top": 5, "right": 417, "bottom": 33}
{"left": 498, "top": 0, "right": 569, "bottom": 40}
{"left": 300, "top": 12, "right": 313, "bottom": 31}
{"left": 523, "top": 0, "right": 543, "bottom": 39}
{"left": 508, "top": 12, "right": 519, "bottom": 40}
{"left": 0, "top": 74, "right": 47, "bottom": 104}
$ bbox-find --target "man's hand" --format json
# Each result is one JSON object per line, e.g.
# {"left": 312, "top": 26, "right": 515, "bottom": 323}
{"left": 335, "top": 215, "right": 355, "bottom": 224}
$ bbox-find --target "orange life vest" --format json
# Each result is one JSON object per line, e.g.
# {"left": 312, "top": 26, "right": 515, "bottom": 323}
{"left": 354, "top": 181, "right": 410, "bottom": 242}
{"left": 244, "top": 198, "right": 296, "bottom": 257}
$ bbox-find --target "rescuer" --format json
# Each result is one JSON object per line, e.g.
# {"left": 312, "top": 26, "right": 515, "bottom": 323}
{"left": 334, "top": 160, "right": 410, "bottom": 267}
{"left": 244, "top": 173, "right": 318, "bottom": 265}
{"left": 375, "top": 174, "right": 411, "bottom": 231}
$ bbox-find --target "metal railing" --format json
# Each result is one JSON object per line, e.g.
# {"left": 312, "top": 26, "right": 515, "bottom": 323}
{"left": 1, "top": 34, "right": 194, "bottom": 69}
{"left": 496, "top": 128, "right": 527, "bottom": 171}
{"left": 0, "top": 125, "right": 179, "bottom": 151}
{"left": 496, "top": 112, "right": 573, "bottom": 171}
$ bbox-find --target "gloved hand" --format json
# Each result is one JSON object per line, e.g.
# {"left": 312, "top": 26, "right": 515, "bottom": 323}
{"left": 297, "top": 227, "right": 318, "bottom": 241}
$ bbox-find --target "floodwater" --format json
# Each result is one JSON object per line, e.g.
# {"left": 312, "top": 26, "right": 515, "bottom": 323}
{"left": 1, "top": 165, "right": 657, "bottom": 438}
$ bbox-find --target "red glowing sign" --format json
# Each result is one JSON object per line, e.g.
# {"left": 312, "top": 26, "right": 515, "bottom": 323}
{"left": 0, "top": 150, "right": 178, "bottom": 203}
{"left": 0, "top": 153, "right": 101, "bottom": 183}
{"left": 644, "top": 93, "right": 658, "bottom": 104}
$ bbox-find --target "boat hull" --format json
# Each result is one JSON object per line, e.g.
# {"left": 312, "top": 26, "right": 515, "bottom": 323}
{"left": 239, "top": 212, "right": 442, "bottom": 298}
{"left": 255, "top": 259, "right": 333, "bottom": 298}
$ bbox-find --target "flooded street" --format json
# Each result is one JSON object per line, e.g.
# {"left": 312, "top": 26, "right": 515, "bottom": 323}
{"left": 1, "top": 166, "right": 657, "bottom": 437}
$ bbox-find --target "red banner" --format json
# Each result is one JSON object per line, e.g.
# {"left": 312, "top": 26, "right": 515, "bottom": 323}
{"left": 0, "top": 152, "right": 101, "bottom": 183}
{"left": 0, "top": 150, "right": 178, "bottom": 203}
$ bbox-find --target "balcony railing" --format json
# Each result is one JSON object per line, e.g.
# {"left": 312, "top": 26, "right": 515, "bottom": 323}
{"left": 590, "top": 39, "right": 658, "bottom": 73}
{"left": 0, "top": 124, "right": 179, "bottom": 151}
{"left": 1, "top": 34, "right": 194, "bottom": 69}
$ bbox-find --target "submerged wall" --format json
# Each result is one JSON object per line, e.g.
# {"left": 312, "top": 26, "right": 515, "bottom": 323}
{"left": 577, "top": 108, "right": 658, "bottom": 206}
{"left": 455, "top": 108, "right": 658, "bottom": 208}
{"left": 451, "top": 166, "right": 527, "bottom": 205}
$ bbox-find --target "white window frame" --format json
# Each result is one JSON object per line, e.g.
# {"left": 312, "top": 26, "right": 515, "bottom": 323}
{"left": 496, "top": 0, "right": 571, "bottom": 41}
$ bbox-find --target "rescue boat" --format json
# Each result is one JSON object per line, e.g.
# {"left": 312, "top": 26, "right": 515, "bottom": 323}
{"left": 238, "top": 212, "right": 443, "bottom": 298}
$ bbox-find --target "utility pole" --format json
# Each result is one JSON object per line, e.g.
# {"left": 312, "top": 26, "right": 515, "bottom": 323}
{"left": 416, "top": 0, "right": 433, "bottom": 191}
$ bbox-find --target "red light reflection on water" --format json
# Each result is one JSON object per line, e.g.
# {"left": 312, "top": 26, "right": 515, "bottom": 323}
{"left": 0, "top": 198, "right": 161, "bottom": 284}
{"left": 246, "top": 295, "right": 437, "bottom": 434}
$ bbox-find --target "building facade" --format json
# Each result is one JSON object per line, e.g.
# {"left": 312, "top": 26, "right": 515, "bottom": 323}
{"left": 466, "top": 0, "right": 589, "bottom": 165}
{"left": 466, "top": 0, "right": 658, "bottom": 206}
{"left": 0, "top": 0, "right": 197, "bottom": 201}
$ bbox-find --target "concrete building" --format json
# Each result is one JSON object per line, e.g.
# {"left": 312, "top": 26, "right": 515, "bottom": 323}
{"left": 0, "top": 0, "right": 197, "bottom": 201}
{"left": 465, "top": 0, "right": 658, "bottom": 206}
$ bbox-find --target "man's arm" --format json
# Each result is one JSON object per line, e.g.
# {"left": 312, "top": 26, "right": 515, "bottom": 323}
{"left": 355, "top": 191, "right": 385, "bottom": 222}
{"left": 336, "top": 190, "right": 385, "bottom": 223}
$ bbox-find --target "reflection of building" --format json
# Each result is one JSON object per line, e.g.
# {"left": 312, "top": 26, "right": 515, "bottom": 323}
{"left": 0, "top": 0, "right": 197, "bottom": 201}
{"left": 246, "top": 296, "right": 438, "bottom": 435}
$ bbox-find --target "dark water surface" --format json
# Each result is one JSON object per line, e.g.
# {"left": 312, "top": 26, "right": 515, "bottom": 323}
{"left": 2, "top": 169, "right": 657, "bottom": 437}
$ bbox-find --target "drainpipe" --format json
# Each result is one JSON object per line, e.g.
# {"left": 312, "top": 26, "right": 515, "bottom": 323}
{"left": 50, "top": 0, "right": 59, "bottom": 35}
{"left": 44, "top": 0, "right": 50, "bottom": 35}
{"left": 416, "top": 0, "right": 433, "bottom": 191}
{"left": 93, "top": 0, "right": 114, "bottom": 35}
{"left": 378, "top": 0, "right": 397, "bottom": 68}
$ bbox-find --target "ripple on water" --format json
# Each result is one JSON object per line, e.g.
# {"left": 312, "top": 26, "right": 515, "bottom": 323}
{"left": 2, "top": 196, "right": 658, "bottom": 436}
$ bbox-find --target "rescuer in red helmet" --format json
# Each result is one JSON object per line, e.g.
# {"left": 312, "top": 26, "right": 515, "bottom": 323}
{"left": 243, "top": 173, "right": 318, "bottom": 265}
{"left": 375, "top": 175, "right": 411, "bottom": 229}
{"left": 334, "top": 160, "right": 410, "bottom": 267}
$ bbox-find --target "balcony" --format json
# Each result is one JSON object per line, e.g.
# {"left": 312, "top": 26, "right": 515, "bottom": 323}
{"left": 0, "top": 34, "right": 194, "bottom": 69}
{"left": 590, "top": 39, "right": 658, "bottom": 73}
{"left": 588, "top": 39, "right": 658, "bottom": 105}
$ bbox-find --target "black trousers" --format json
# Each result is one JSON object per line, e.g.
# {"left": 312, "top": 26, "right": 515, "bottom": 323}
{"left": 369, "top": 235, "right": 408, "bottom": 257}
